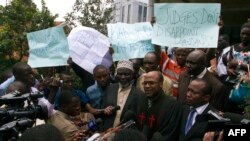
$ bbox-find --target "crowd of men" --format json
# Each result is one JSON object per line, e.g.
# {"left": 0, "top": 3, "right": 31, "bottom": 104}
{"left": 0, "top": 22, "right": 250, "bottom": 141}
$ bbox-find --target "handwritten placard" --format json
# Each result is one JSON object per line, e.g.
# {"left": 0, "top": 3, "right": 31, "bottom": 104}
{"left": 107, "top": 22, "right": 154, "bottom": 61}
{"left": 152, "top": 3, "right": 221, "bottom": 48}
{"left": 67, "top": 26, "right": 112, "bottom": 74}
{"left": 27, "top": 26, "right": 69, "bottom": 68}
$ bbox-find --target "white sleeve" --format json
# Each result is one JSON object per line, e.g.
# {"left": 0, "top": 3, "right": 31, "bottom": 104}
{"left": 38, "top": 97, "right": 55, "bottom": 117}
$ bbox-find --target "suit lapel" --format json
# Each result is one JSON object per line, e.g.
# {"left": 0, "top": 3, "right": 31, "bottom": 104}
{"left": 121, "top": 86, "right": 134, "bottom": 117}
{"left": 185, "top": 105, "right": 212, "bottom": 139}
{"left": 113, "top": 84, "right": 119, "bottom": 106}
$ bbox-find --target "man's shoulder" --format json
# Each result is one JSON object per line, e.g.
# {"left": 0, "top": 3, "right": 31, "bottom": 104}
{"left": 86, "top": 84, "right": 98, "bottom": 93}
{"left": 106, "top": 83, "right": 119, "bottom": 89}
{"left": 161, "top": 94, "right": 179, "bottom": 106}
{"left": 204, "top": 71, "right": 223, "bottom": 86}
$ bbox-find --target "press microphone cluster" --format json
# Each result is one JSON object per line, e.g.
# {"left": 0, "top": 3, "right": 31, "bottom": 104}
{"left": 80, "top": 118, "right": 103, "bottom": 141}
{"left": 86, "top": 110, "right": 136, "bottom": 141}
{"left": 86, "top": 118, "right": 103, "bottom": 132}
{"left": 86, "top": 120, "right": 136, "bottom": 141}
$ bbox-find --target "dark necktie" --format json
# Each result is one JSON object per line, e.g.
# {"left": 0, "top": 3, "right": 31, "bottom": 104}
{"left": 185, "top": 108, "right": 196, "bottom": 135}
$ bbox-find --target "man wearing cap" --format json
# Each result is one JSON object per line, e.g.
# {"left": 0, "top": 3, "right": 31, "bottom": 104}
{"left": 101, "top": 60, "right": 143, "bottom": 131}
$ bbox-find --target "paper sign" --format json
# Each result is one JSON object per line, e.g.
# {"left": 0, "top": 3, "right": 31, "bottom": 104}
{"left": 67, "top": 26, "right": 112, "bottom": 74}
{"left": 27, "top": 26, "right": 69, "bottom": 68}
{"left": 152, "top": 3, "right": 221, "bottom": 48}
{"left": 107, "top": 22, "right": 154, "bottom": 61}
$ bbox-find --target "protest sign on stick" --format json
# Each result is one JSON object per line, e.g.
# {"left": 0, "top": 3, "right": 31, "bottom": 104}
{"left": 27, "top": 26, "right": 69, "bottom": 68}
{"left": 107, "top": 22, "right": 154, "bottom": 61}
{"left": 152, "top": 3, "right": 221, "bottom": 48}
{"left": 67, "top": 26, "right": 112, "bottom": 74}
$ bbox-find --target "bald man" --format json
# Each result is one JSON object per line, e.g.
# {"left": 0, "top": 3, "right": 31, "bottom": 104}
{"left": 178, "top": 50, "right": 226, "bottom": 111}
{"left": 136, "top": 71, "right": 182, "bottom": 141}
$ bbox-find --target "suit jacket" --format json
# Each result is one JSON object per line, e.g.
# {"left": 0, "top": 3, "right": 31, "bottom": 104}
{"left": 179, "top": 104, "right": 217, "bottom": 141}
{"left": 101, "top": 83, "right": 143, "bottom": 131}
{"left": 178, "top": 70, "right": 226, "bottom": 111}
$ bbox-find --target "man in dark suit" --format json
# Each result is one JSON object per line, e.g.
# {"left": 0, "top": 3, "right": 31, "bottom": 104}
{"left": 101, "top": 60, "right": 143, "bottom": 131}
{"left": 179, "top": 78, "right": 218, "bottom": 141}
{"left": 178, "top": 50, "right": 226, "bottom": 111}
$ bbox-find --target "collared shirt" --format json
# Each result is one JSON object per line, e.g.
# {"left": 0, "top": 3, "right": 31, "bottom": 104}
{"left": 113, "top": 84, "right": 132, "bottom": 127}
{"left": 86, "top": 82, "right": 104, "bottom": 109}
{"left": 0, "top": 76, "right": 15, "bottom": 96}
{"left": 196, "top": 68, "right": 207, "bottom": 79}
{"left": 190, "top": 103, "right": 209, "bottom": 126}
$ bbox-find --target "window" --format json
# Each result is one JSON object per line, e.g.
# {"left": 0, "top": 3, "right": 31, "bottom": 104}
{"left": 122, "top": 6, "right": 125, "bottom": 22}
{"left": 138, "top": 5, "right": 142, "bottom": 22}
{"left": 143, "top": 6, "right": 147, "bottom": 22}
{"left": 127, "top": 4, "right": 131, "bottom": 23}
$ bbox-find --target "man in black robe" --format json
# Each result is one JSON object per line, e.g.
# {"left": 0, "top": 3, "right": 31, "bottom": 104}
{"left": 136, "top": 71, "right": 182, "bottom": 141}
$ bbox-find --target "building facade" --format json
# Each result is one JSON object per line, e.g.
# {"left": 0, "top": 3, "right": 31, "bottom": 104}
{"left": 112, "top": 0, "right": 148, "bottom": 23}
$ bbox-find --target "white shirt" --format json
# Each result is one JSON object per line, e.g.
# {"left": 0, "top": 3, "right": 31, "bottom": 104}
{"left": 217, "top": 47, "right": 231, "bottom": 77}
{"left": 193, "top": 68, "right": 207, "bottom": 79}
{"left": 190, "top": 103, "right": 209, "bottom": 126}
{"left": 0, "top": 76, "right": 15, "bottom": 96}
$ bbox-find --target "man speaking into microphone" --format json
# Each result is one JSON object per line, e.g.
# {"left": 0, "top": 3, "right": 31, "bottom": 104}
{"left": 101, "top": 60, "right": 143, "bottom": 131}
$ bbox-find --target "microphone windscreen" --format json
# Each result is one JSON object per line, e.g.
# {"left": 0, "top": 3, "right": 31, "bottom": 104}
{"left": 113, "top": 105, "right": 121, "bottom": 110}
{"left": 223, "top": 112, "right": 245, "bottom": 124}
{"left": 121, "top": 110, "right": 136, "bottom": 124}
{"left": 95, "top": 118, "right": 103, "bottom": 125}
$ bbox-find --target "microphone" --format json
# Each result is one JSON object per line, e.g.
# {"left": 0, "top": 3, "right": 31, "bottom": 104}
{"left": 86, "top": 110, "right": 135, "bottom": 141}
{"left": 207, "top": 110, "right": 230, "bottom": 121}
{"left": 98, "top": 120, "right": 136, "bottom": 140}
{"left": 86, "top": 133, "right": 101, "bottom": 141}
{"left": 98, "top": 106, "right": 120, "bottom": 114}
{"left": 120, "top": 110, "right": 136, "bottom": 125}
{"left": 86, "top": 118, "right": 103, "bottom": 132}
{"left": 223, "top": 112, "right": 250, "bottom": 124}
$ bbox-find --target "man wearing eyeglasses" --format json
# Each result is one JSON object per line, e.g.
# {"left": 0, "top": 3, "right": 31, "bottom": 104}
{"left": 136, "top": 71, "right": 182, "bottom": 141}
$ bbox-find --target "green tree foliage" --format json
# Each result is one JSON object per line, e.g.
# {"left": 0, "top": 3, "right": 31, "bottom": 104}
{"left": 65, "top": 0, "right": 114, "bottom": 35}
{"left": 0, "top": 0, "right": 57, "bottom": 73}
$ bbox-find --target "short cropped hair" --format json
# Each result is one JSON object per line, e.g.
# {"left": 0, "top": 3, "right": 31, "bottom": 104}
{"left": 241, "top": 22, "right": 250, "bottom": 30}
{"left": 58, "top": 90, "right": 74, "bottom": 108}
{"left": 192, "top": 78, "right": 212, "bottom": 96}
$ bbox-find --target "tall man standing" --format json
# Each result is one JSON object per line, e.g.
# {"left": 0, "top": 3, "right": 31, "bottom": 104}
{"left": 101, "top": 60, "right": 143, "bottom": 130}
{"left": 136, "top": 52, "right": 173, "bottom": 96}
{"left": 179, "top": 78, "right": 218, "bottom": 141}
{"left": 178, "top": 50, "right": 226, "bottom": 111}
